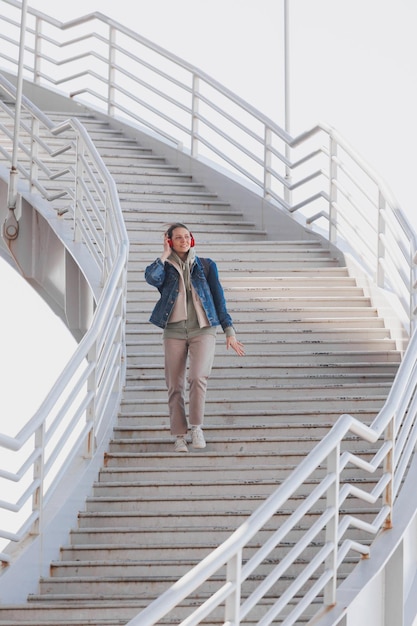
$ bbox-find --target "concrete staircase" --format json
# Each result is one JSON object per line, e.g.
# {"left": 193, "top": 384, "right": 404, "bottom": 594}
{"left": 0, "top": 112, "right": 401, "bottom": 625}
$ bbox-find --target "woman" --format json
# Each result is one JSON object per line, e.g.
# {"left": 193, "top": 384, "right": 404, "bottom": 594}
{"left": 145, "top": 223, "right": 245, "bottom": 452}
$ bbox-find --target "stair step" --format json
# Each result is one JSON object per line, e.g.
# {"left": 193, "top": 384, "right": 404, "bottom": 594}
{"left": 121, "top": 381, "right": 392, "bottom": 401}
{"left": 49, "top": 537, "right": 364, "bottom": 577}
{"left": 109, "top": 421, "right": 370, "bottom": 439}
{"left": 109, "top": 424, "right": 376, "bottom": 448}
{"left": 113, "top": 170, "right": 195, "bottom": 181}
{"left": 69, "top": 505, "right": 378, "bottom": 541}
{"left": 135, "top": 285, "right": 366, "bottom": 299}
{"left": 103, "top": 439, "right": 379, "bottom": 466}
{"left": 127, "top": 334, "right": 394, "bottom": 350}
{"left": 132, "top": 296, "right": 374, "bottom": 310}
{"left": 117, "top": 181, "right": 206, "bottom": 191}
{"left": 127, "top": 225, "right": 268, "bottom": 238}
{"left": 34, "top": 560, "right": 354, "bottom": 597}
{"left": 132, "top": 249, "right": 338, "bottom": 262}
{"left": 62, "top": 518, "right": 371, "bottom": 555}
{"left": 88, "top": 471, "right": 379, "bottom": 501}
{"left": 125, "top": 338, "right": 396, "bottom": 355}
{"left": 124, "top": 349, "right": 400, "bottom": 369}
{"left": 128, "top": 317, "right": 387, "bottom": 331}
{"left": 78, "top": 480, "right": 376, "bottom": 510}
{"left": 131, "top": 273, "right": 348, "bottom": 290}
{"left": 126, "top": 359, "right": 398, "bottom": 373}
{"left": 127, "top": 331, "right": 393, "bottom": 346}
{"left": 118, "top": 400, "right": 387, "bottom": 418}
{"left": 124, "top": 373, "right": 396, "bottom": 388}
{"left": 96, "top": 464, "right": 378, "bottom": 485}
{"left": 105, "top": 433, "right": 381, "bottom": 457}
{"left": 135, "top": 200, "right": 248, "bottom": 215}
{"left": 0, "top": 598, "right": 314, "bottom": 625}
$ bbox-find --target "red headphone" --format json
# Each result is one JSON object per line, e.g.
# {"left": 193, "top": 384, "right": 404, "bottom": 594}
{"left": 167, "top": 224, "right": 195, "bottom": 248}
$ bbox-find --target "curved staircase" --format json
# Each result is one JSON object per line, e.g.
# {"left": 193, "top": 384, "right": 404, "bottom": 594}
{"left": 0, "top": 110, "right": 401, "bottom": 624}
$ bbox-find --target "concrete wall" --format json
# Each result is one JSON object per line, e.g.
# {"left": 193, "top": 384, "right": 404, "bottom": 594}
{"left": 0, "top": 169, "right": 98, "bottom": 341}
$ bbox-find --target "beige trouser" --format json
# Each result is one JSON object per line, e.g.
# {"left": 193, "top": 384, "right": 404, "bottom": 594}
{"left": 164, "top": 334, "right": 217, "bottom": 435}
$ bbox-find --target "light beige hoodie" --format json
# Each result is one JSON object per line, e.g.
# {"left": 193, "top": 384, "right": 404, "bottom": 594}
{"left": 166, "top": 250, "right": 210, "bottom": 329}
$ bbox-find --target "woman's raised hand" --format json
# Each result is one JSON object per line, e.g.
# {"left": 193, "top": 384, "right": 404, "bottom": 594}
{"left": 160, "top": 233, "right": 172, "bottom": 261}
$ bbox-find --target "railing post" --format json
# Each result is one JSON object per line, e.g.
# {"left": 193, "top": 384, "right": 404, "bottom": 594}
{"left": 107, "top": 26, "right": 116, "bottom": 118}
{"left": 116, "top": 264, "right": 128, "bottom": 389}
{"left": 377, "top": 191, "right": 386, "bottom": 288}
{"left": 411, "top": 248, "right": 417, "bottom": 336}
{"left": 324, "top": 444, "right": 340, "bottom": 606}
{"left": 30, "top": 116, "right": 39, "bottom": 191}
{"left": 224, "top": 550, "right": 242, "bottom": 624}
{"left": 284, "top": 145, "right": 292, "bottom": 207}
{"left": 329, "top": 136, "right": 338, "bottom": 244}
{"left": 383, "top": 417, "right": 394, "bottom": 529}
{"left": 103, "top": 192, "right": 111, "bottom": 286}
{"left": 32, "top": 422, "right": 45, "bottom": 536}
{"left": 74, "top": 137, "right": 83, "bottom": 243}
{"left": 284, "top": 0, "right": 292, "bottom": 207}
{"left": 33, "top": 16, "right": 42, "bottom": 84}
{"left": 191, "top": 75, "right": 200, "bottom": 157}
{"left": 264, "top": 126, "right": 272, "bottom": 200}
{"left": 86, "top": 341, "right": 98, "bottom": 459}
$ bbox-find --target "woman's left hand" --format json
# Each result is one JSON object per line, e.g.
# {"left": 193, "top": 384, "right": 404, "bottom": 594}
{"left": 226, "top": 336, "right": 245, "bottom": 356}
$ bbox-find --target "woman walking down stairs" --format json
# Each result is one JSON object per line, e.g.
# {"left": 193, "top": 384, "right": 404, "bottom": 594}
{"left": 0, "top": 111, "right": 402, "bottom": 625}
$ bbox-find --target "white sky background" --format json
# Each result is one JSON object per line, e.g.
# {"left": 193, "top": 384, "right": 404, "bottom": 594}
{"left": 1, "top": 0, "right": 417, "bottom": 435}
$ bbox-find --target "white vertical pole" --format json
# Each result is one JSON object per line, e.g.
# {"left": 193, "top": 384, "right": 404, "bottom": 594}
{"left": 4, "top": 0, "right": 28, "bottom": 240}
{"left": 284, "top": 0, "right": 290, "bottom": 137}
{"left": 9, "top": 0, "right": 28, "bottom": 207}
{"left": 284, "top": 0, "right": 292, "bottom": 205}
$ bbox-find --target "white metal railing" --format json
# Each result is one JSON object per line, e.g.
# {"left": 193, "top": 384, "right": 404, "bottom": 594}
{"left": 0, "top": 2, "right": 417, "bottom": 624}
{"left": 133, "top": 328, "right": 417, "bottom": 625}
{"left": 0, "top": 0, "right": 415, "bottom": 334}
{"left": 0, "top": 71, "right": 129, "bottom": 564}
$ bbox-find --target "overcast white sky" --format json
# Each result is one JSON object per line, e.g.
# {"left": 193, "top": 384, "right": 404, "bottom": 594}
{"left": 1, "top": 0, "right": 416, "bottom": 434}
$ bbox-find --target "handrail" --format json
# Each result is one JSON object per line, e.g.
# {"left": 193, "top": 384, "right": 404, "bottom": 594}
{"left": 134, "top": 329, "right": 417, "bottom": 625}
{"left": 0, "top": 2, "right": 417, "bottom": 623}
{"left": 0, "top": 71, "right": 129, "bottom": 564}
{"left": 134, "top": 332, "right": 417, "bottom": 626}
{"left": 0, "top": 71, "right": 126, "bottom": 283}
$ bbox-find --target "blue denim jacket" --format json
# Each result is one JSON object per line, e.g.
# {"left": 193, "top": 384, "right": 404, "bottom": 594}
{"left": 145, "top": 256, "right": 234, "bottom": 331}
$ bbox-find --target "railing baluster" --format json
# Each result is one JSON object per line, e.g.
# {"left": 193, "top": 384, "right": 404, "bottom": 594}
{"left": 33, "top": 15, "right": 41, "bottom": 85}
{"left": 108, "top": 25, "right": 116, "bottom": 118}
{"left": 264, "top": 125, "right": 272, "bottom": 200}
{"left": 29, "top": 115, "right": 39, "bottom": 190}
{"left": 74, "top": 136, "right": 83, "bottom": 244}
{"left": 383, "top": 417, "right": 394, "bottom": 529}
{"left": 0, "top": 69, "right": 128, "bottom": 570}
{"left": 191, "top": 74, "right": 200, "bottom": 157}
{"left": 224, "top": 550, "right": 242, "bottom": 624}
{"left": 86, "top": 341, "right": 97, "bottom": 459}
{"left": 377, "top": 190, "right": 386, "bottom": 288}
{"left": 329, "top": 136, "right": 338, "bottom": 245}
{"left": 324, "top": 445, "right": 340, "bottom": 606}
{"left": 32, "top": 422, "right": 45, "bottom": 536}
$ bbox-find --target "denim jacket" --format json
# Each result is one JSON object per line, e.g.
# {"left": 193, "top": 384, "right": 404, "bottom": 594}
{"left": 145, "top": 256, "right": 234, "bottom": 331}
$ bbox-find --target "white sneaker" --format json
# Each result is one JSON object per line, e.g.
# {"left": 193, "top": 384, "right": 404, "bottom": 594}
{"left": 191, "top": 427, "right": 206, "bottom": 449}
{"left": 174, "top": 436, "right": 188, "bottom": 453}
